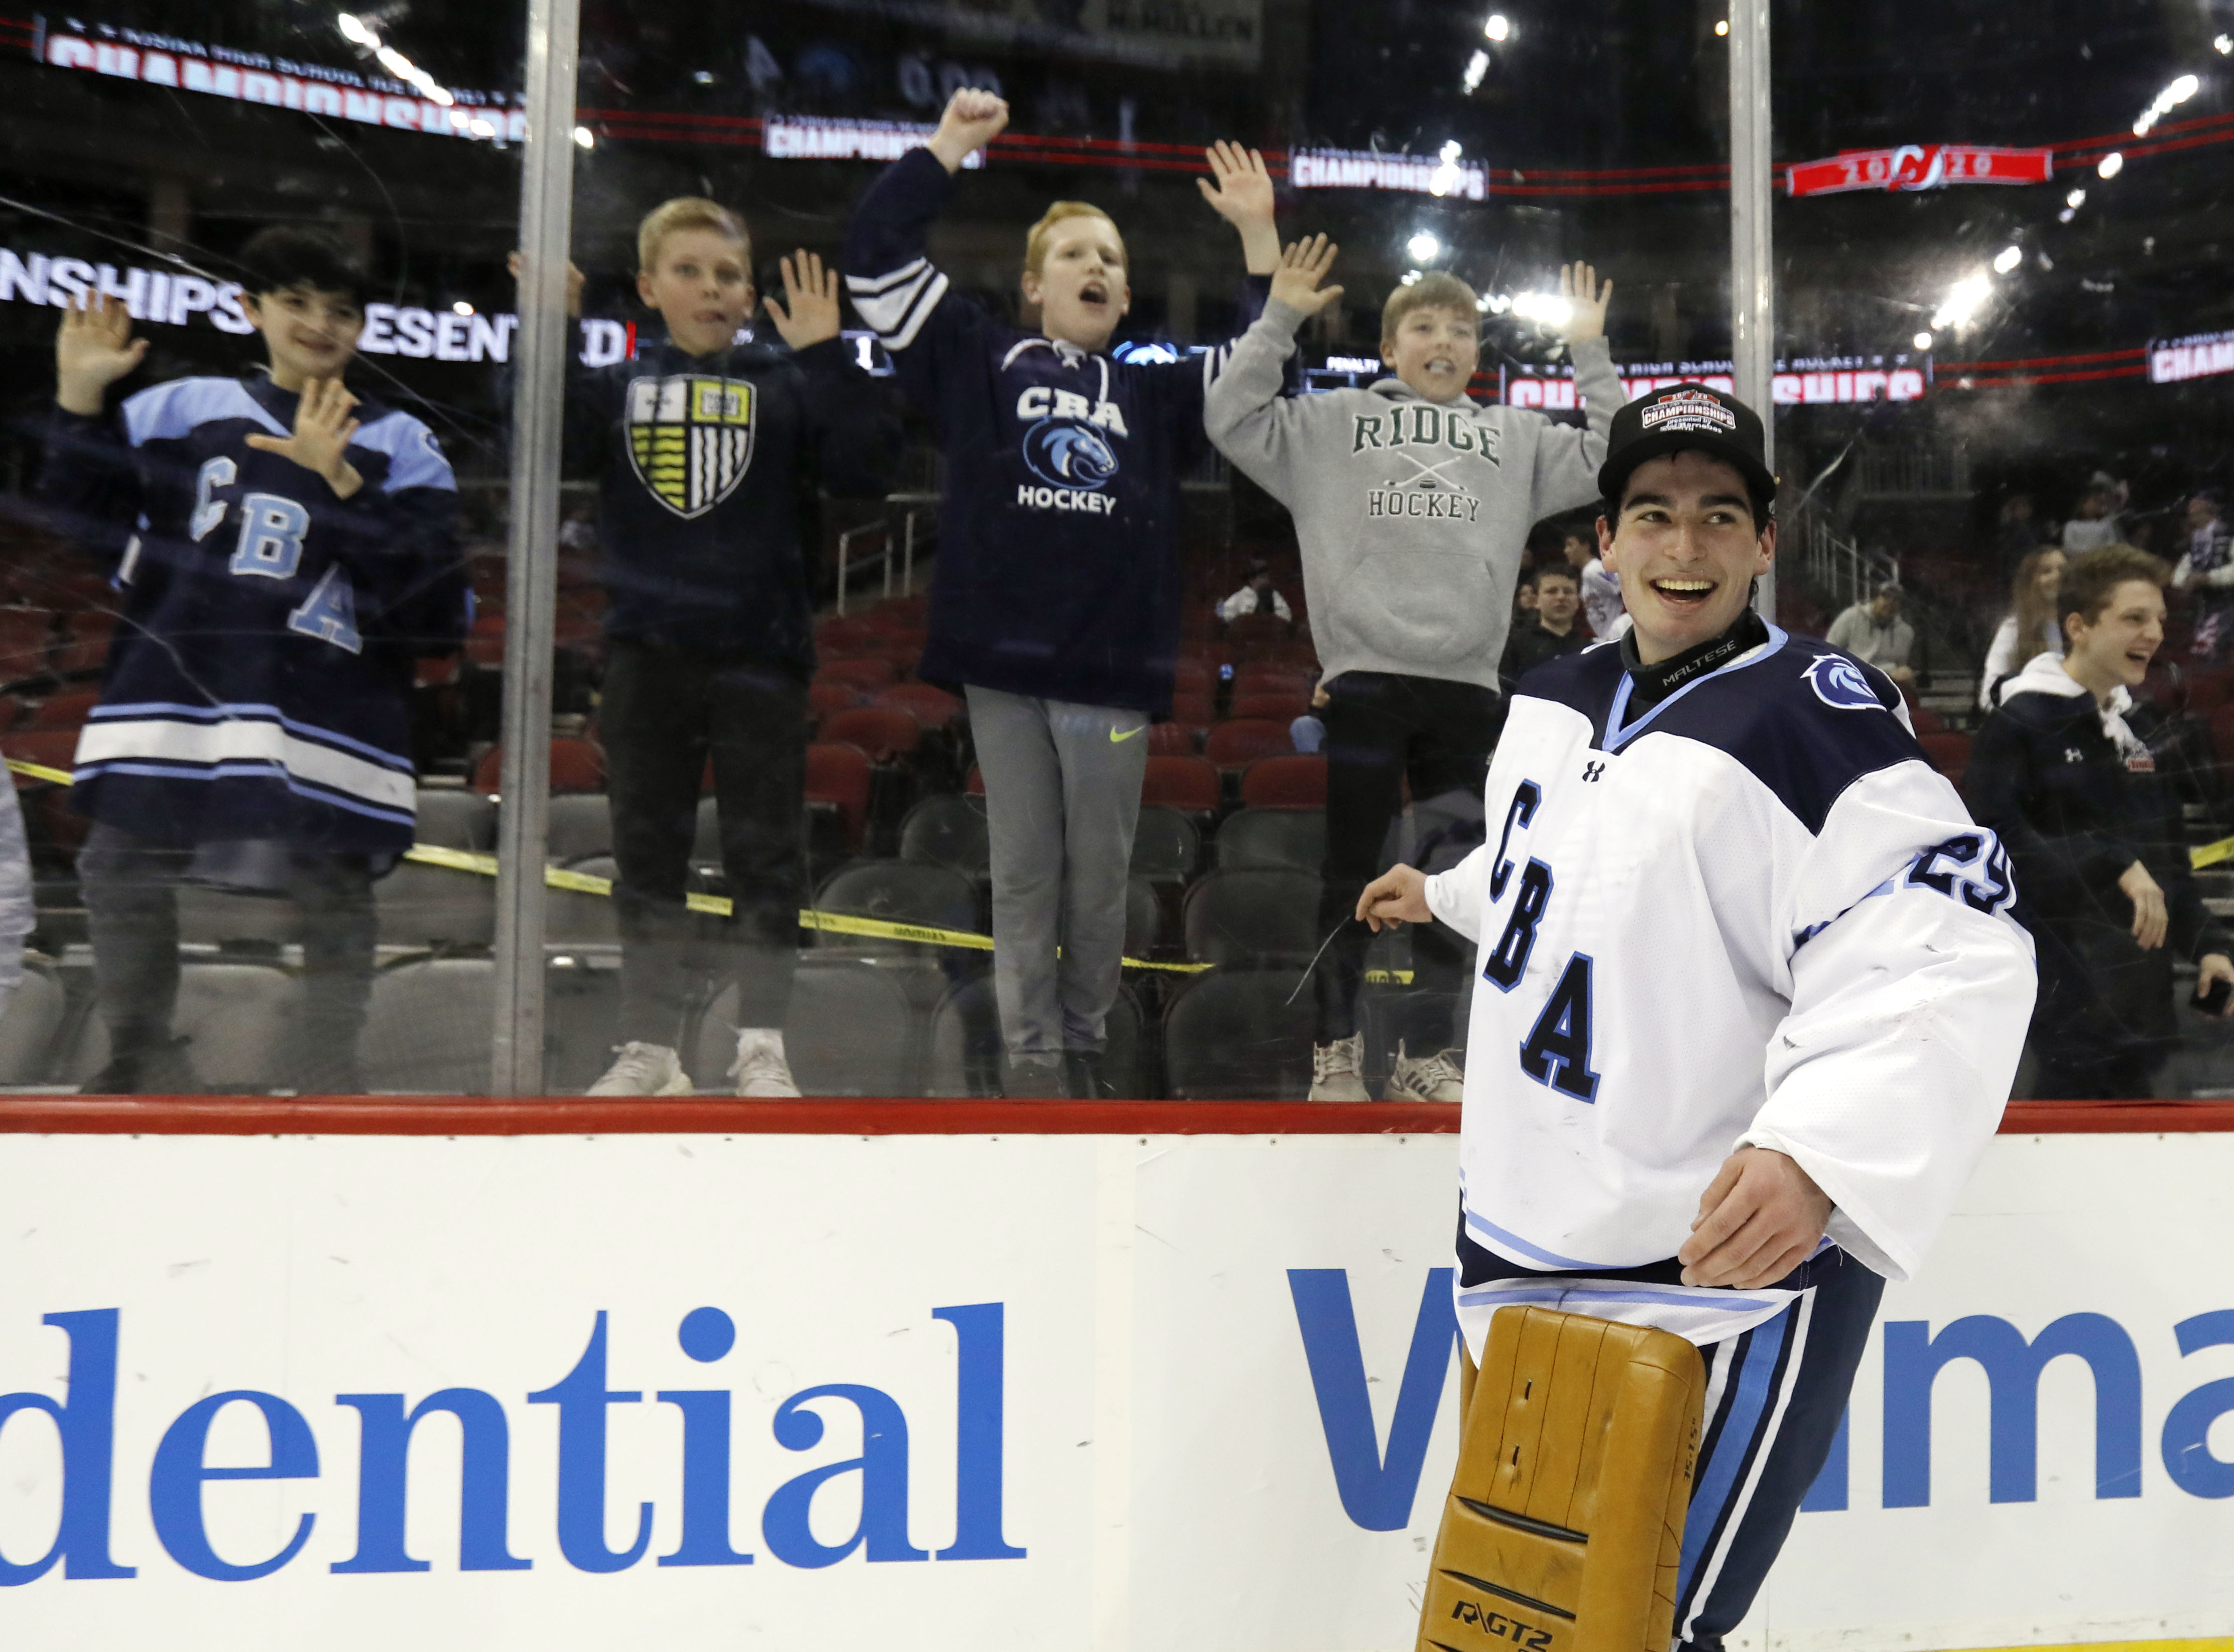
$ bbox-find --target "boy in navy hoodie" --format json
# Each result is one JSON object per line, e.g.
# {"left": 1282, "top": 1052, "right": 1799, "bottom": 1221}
{"left": 844, "top": 89, "right": 1278, "bottom": 1097}
{"left": 531, "top": 202, "right": 900, "bottom": 1097}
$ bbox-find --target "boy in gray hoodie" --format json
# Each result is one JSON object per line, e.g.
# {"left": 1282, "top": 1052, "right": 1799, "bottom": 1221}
{"left": 1205, "top": 237, "right": 1623, "bottom": 1100}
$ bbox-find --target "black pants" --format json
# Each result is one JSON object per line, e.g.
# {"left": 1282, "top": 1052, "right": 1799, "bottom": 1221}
{"left": 1314, "top": 671, "right": 1502, "bottom": 1044}
{"left": 602, "top": 640, "right": 803, "bottom": 1048}
{"left": 76, "top": 821, "right": 377, "bottom": 1090}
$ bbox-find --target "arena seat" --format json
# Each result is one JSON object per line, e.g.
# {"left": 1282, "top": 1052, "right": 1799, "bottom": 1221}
{"left": 362, "top": 958, "right": 495, "bottom": 1093}
{"left": 62, "top": 963, "right": 305, "bottom": 1093}
{"left": 544, "top": 793, "right": 614, "bottom": 863}
{"left": 0, "top": 962, "right": 68, "bottom": 1085}
{"left": 822, "top": 706, "right": 923, "bottom": 765}
{"left": 805, "top": 742, "right": 874, "bottom": 846}
{"left": 1141, "top": 754, "right": 1220, "bottom": 813}
{"left": 808, "top": 681, "right": 865, "bottom": 720}
{"left": 1183, "top": 867, "right": 1323, "bottom": 964}
{"left": 1147, "top": 722, "right": 1195, "bottom": 756}
{"left": 1216, "top": 807, "right": 1328, "bottom": 873}
{"left": 414, "top": 788, "right": 495, "bottom": 851}
{"left": 1204, "top": 718, "right": 1293, "bottom": 771}
{"left": 1228, "top": 691, "right": 1309, "bottom": 722}
{"left": 1129, "top": 805, "right": 1201, "bottom": 885}
{"left": 30, "top": 689, "right": 101, "bottom": 729}
{"left": 923, "top": 976, "right": 1145, "bottom": 1098}
{"left": 816, "top": 656, "right": 896, "bottom": 691}
{"left": 693, "top": 955, "right": 923, "bottom": 1096}
{"left": 1239, "top": 754, "right": 1328, "bottom": 809}
{"left": 873, "top": 682, "right": 964, "bottom": 729}
{"left": 546, "top": 853, "right": 620, "bottom": 944}
{"left": 898, "top": 793, "right": 992, "bottom": 883}
{"left": 1162, "top": 968, "right": 1316, "bottom": 1100}
{"left": 1919, "top": 730, "right": 1972, "bottom": 786}
{"left": 812, "top": 858, "right": 982, "bottom": 957}
{"left": 1169, "top": 691, "right": 1216, "bottom": 728}
{"left": 375, "top": 855, "right": 498, "bottom": 948}
{"left": 469, "top": 737, "right": 605, "bottom": 795}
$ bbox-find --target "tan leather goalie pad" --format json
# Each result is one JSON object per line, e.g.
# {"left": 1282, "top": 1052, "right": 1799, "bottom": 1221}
{"left": 1416, "top": 1306, "right": 1706, "bottom": 1652}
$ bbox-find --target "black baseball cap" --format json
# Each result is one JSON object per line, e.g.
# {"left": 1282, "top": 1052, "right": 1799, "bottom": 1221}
{"left": 1596, "top": 383, "right": 1778, "bottom": 514}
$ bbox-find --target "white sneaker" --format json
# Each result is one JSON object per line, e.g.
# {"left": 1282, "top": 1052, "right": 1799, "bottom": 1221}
{"left": 1309, "top": 1033, "right": 1373, "bottom": 1102}
{"left": 1385, "top": 1041, "right": 1465, "bottom": 1104}
{"left": 588, "top": 1042, "right": 693, "bottom": 1096}
{"left": 728, "top": 1028, "right": 802, "bottom": 1097}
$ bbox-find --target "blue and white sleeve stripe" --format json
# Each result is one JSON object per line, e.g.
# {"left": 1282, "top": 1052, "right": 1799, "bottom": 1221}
{"left": 845, "top": 257, "right": 949, "bottom": 352}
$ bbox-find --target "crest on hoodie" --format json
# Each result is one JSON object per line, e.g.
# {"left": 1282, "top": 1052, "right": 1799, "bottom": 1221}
{"left": 625, "top": 374, "right": 757, "bottom": 518}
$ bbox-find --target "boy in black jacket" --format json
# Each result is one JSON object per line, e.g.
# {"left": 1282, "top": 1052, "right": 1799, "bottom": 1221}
{"left": 1966, "top": 543, "right": 2234, "bottom": 1098}
{"left": 41, "top": 227, "right": 467, "bottom": 1093}
{"left": 843, "top": 89, "right": 1279, "bottom": 1098}
{"left": 533, "top": 202, "right": 900, "bottom": 1096}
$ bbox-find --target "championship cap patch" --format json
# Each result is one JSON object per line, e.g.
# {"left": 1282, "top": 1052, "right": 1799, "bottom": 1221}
{"left": 626, "top": 374, "right": 757, "bottom": 519}
{"left": 1639, "top": 388, "right": 1739, "bottom": 434}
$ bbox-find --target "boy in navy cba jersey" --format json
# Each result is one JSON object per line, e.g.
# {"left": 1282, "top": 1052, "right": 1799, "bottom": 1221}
{"left": 527, "top": 201, "right": 899, "bottom": 1098}
{"left": 844, "top": 89, "right": 1279, "bottom": 1097}
{"left": 40, "top": 227, "right": 467, "bottom": 1094}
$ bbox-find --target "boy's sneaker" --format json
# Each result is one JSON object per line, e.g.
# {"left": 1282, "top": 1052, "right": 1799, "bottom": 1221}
{"left": 1003, "top": 1053, "right": 1068, "bottom": 1099}
{"left": 728, "top": 1028, "right": 801, "bottom": 1097}
{"left": 81, "top": 1035, "right": 199, "bottom": 1096}
{"left": 587, "top": 1042, "right": 693, "bottom": 1097}
{"left": 1385, "top": 1042, "right": 1466, "bottom": 1104}
{"left": 1309, "top": 1033, "right": 1373, "bottom": 1102}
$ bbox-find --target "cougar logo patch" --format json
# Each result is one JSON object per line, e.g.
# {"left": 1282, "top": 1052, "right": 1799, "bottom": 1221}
{"left": 625, "top": 374, "right": 757, "bottom": 518}
{"left": 1804, "top": 654, "right": 1884, "bottom": 712}
{"left": 1022, "top": 418, "right": 1119, "bottom": 490}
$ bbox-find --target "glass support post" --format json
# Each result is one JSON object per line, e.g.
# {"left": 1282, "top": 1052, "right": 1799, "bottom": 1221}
{"left": 1729, "top": 0, "right": 1777, "bottom": 618}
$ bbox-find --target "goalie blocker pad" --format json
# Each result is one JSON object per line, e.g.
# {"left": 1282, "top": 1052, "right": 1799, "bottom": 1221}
{"left": 1417, "top": 1306, "right": 1706, "bottom": 1652}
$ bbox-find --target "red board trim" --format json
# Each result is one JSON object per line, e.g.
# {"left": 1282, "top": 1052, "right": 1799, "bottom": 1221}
{"left": 0, "top": 1098, "right": 2225, "bottom": 1137}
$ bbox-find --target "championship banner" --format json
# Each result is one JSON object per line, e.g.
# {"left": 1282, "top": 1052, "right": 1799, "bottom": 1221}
{"left": 2, "top": 1128, "right": 2231, "bottom": 1648}
{"left": 2151, "top": 328, "right": 2234, "bottom": 386}
{"left": 1786, "top": 145, "right": 2055, "bottom": 198}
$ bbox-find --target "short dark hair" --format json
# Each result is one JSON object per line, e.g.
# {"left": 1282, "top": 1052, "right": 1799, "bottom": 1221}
{"left": 1609, "top": 447, "right": 1775, "bottom": 531}
{"left": 1532, "top": 563, "right": 1579, "bottom": 590}
{"left": 236, "top": 226, "right": 369, "bottom": 307}
{"left": 2059, "top": 543, "right": 2168, "bottom": 631}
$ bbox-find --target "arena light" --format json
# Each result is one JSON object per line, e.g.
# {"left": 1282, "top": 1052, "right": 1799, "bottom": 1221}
{"left": 2065, "top": 187, "right": 2086, "bottom": 208}
{"left": 1484, "top": 14, "right": 1510, "bottom": 41}
{"left": 1992, "top": 243, "right": 2022, "bottom": 274}
{"left": 1715, "top": 19, "right": 1730, "bottom": 36}
{"left": 573, "top": 125, "right": 595, "bottom": 150}
{"left": 1461, "top": 50, "right": 1490, "bottom": 93}
{"left": 2132, "top": 74, "right": 2199, "bottom": 136}
{"left": 2217, "top": 33, "right": 2232, "bottom": 53}
{"left": 1400, "top": 270, "right": 1423, "bottom": 286}
{"left": 450, "top": 300, "right": 473, "bottom": 316}
{"left": 1511, "top": 289, "right": 1572, "bottom": 326}
{"left": 1428, "top": 142, "right": 1465, "bottom": 197}
{"left": 1407, "top": 230, "right": 1442, "bottom": 262}
{"left": 1931, "top": 270, "right": 1991, "bottom": 331}
{"left": 2098, "top": 150, "right": 2125, "bottom": 178}
{"left": 1913, "top": 331, "right": 1934, "bottom": 351}
{"left": 335, "top": 13, "right": 373, "bottom": 45}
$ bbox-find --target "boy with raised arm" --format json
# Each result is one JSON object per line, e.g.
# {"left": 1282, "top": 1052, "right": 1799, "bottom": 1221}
{"left": 40, "top": 228, "right": 468, "bottom": 1094}
{"left": 843, "top": 89, "right": 1279, "bottom": 1098}
{"left": 1205, "top": 237, "right": 1623, "bottom": 1101}
{"left": 521, "top": 203, "right": 901, "bottom": 1099}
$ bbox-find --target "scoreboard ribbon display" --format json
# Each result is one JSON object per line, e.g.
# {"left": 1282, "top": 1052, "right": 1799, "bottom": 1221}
{"left": 1786, "top": 144, "right": 2054, "bottom": 197}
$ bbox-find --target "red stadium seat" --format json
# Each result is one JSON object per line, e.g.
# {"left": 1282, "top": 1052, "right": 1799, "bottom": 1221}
{"left": 416, "top": 656, "right": 459, "bottom": 689}
{"left": 1239, "top": 754, "right": 1328, "bottom": 809}
{"left": 806, "top": 742, "right": 874, "bottom": 845}
{"left": 1204, "top": 718, "right": 1294, "bottom": 771}
{"left": 1908, "top": 703, "right": 1947, "bottom": 735}
{"left": 1223, "top": 612, "right": 1289, "bottom": 650}
{"left": 1, "top": 727, "right": 81, "bottom": 782}
{"left": 1232, "top": 663, "right": 1312, "bottom": 700}
{"left": 1141, "top": 755, "right": 1220, "bottom": 812}
{"left": 1148, "top": 722, "right": 1196, "bottom": 756}
{"left": 1918, "top": 731, "right": 1970, "bottom": 787}
{"left": 816, "top": 657, "right": 896, "bottom": 691}
{"left": 30, "top": 690, "right": 102, "bottom": 730}
{"left": 820, "top": 706, "right": 923, "bottom": 765}
{"left": 50, "top": 610, "right": 118, "bottom": 677}
{"left": 1172, "top": 658, "right": 1216, "bottom": 700}
{"left": 1227, "top": 691, "right": 1308, "bottom": 722}
{"left": 470, "top": 736, "right": 606, "bottom": 796}
{"left": 464, "top": 615, "right": 506, "bottom": 669}
{"left": 1170, "top": 692, "right": 1215, "bottom": 728}
{"left": 966, "top": 764, "right": 984, "bottom": 796}
{"left": 0, "top": 608, "right": 55, "bottom": 680}
{"left": 815, "top": 616, "right": 886, "bottom": 655}
{"left": 808, "top": 681, "right": 865, "bottom": 719}
{"left": 874, "top": 682, "right": 964, "bottom": 729}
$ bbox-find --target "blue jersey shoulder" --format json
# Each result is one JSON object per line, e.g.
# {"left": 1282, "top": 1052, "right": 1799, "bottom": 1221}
{"left": 353, "top": 408, "right": 456, "bottom": 494}
{"left": 122, "top": 376, "right": 286, "bottom": 447}
{"left": 1645, "top": 633, "right": 1926, "bottom": 833}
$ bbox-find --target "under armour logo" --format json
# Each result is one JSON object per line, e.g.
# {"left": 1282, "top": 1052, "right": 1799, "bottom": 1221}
{"left": 1581, "top": 761, "right": 1605, "bottom": 783}
{"left": 2064, "top": 747, "right": 2085, "bottom": 763}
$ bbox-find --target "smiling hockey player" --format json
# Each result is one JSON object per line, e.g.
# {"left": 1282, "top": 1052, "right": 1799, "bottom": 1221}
{"left": 1358, "top": 383, "right": 2036, "bottom": 1647}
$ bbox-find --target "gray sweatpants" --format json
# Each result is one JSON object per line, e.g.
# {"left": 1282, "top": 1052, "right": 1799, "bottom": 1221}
{"left": 966, "top": 686, "right": 1149, "bottom": 1059}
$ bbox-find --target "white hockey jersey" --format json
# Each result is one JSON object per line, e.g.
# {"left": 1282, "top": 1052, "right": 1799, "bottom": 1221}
{"left": 1425, "top": 625, "right": 2036, "bottom": 1350}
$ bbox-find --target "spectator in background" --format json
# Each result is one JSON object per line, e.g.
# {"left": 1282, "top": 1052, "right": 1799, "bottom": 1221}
{"left": 1500, "top": 563, "right": 1588, "bottom": 684}
{"left": 0, "top": 779, "right": 30, "bottom": 1025}
{"left": 1571, "top": 526, "right": 1627, "bottom": 640}
{"left": 1980, "top": 548, "right": 2064, "bottom": 709}
{"left": 1967, "top": 545, "right": 2234, "bottom": 1099}
{"left": 2172, "top": 488, "right": 2233, "bottom": 662}
{"left": 1996, "top": 492, "right": 2047, "bottom": 575}
{"left": 1290, "top": 676, "right": 1329, "bottom": 754}
{"left": 1827, "top": 582, "right": 1917, "bottom": 688}
{"left": 1215, "top": 558, "right": 1293, "bottom": 625}
{"left": 2062, "top": 471, "right": 2129, "bottom": 553}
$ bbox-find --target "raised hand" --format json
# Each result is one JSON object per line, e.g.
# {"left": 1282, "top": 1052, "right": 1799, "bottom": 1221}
{"left": 929, "top": 88, "right": 1008, "bottom": 174}
{"left": 765, "top": 249, "right": 842, "bottom": 349}
{"left": 1557, "top": 261, "right": 1612, "bottom": 344}
{"left": 243, "top": 376, "right": 363, "bottom": 499}
{"left": 508, "top": 250, "right": 586, "bottom": 319}
{"left": 1198, "top": 140, "right": 1280, "bottom": 273}
{"left": 56, "top": 291, "right": 150, "bottom": 415}
{"left": 1269, "top": 235, "right": 1344, "bottom": 319}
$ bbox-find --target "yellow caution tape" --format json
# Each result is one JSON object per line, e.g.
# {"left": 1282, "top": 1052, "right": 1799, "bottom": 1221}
{"left": 3, "top": 757, "right": 1213, "bottom": 973}
{"left": 2194, "top": 835, "right": 2234, "bottom": 870}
